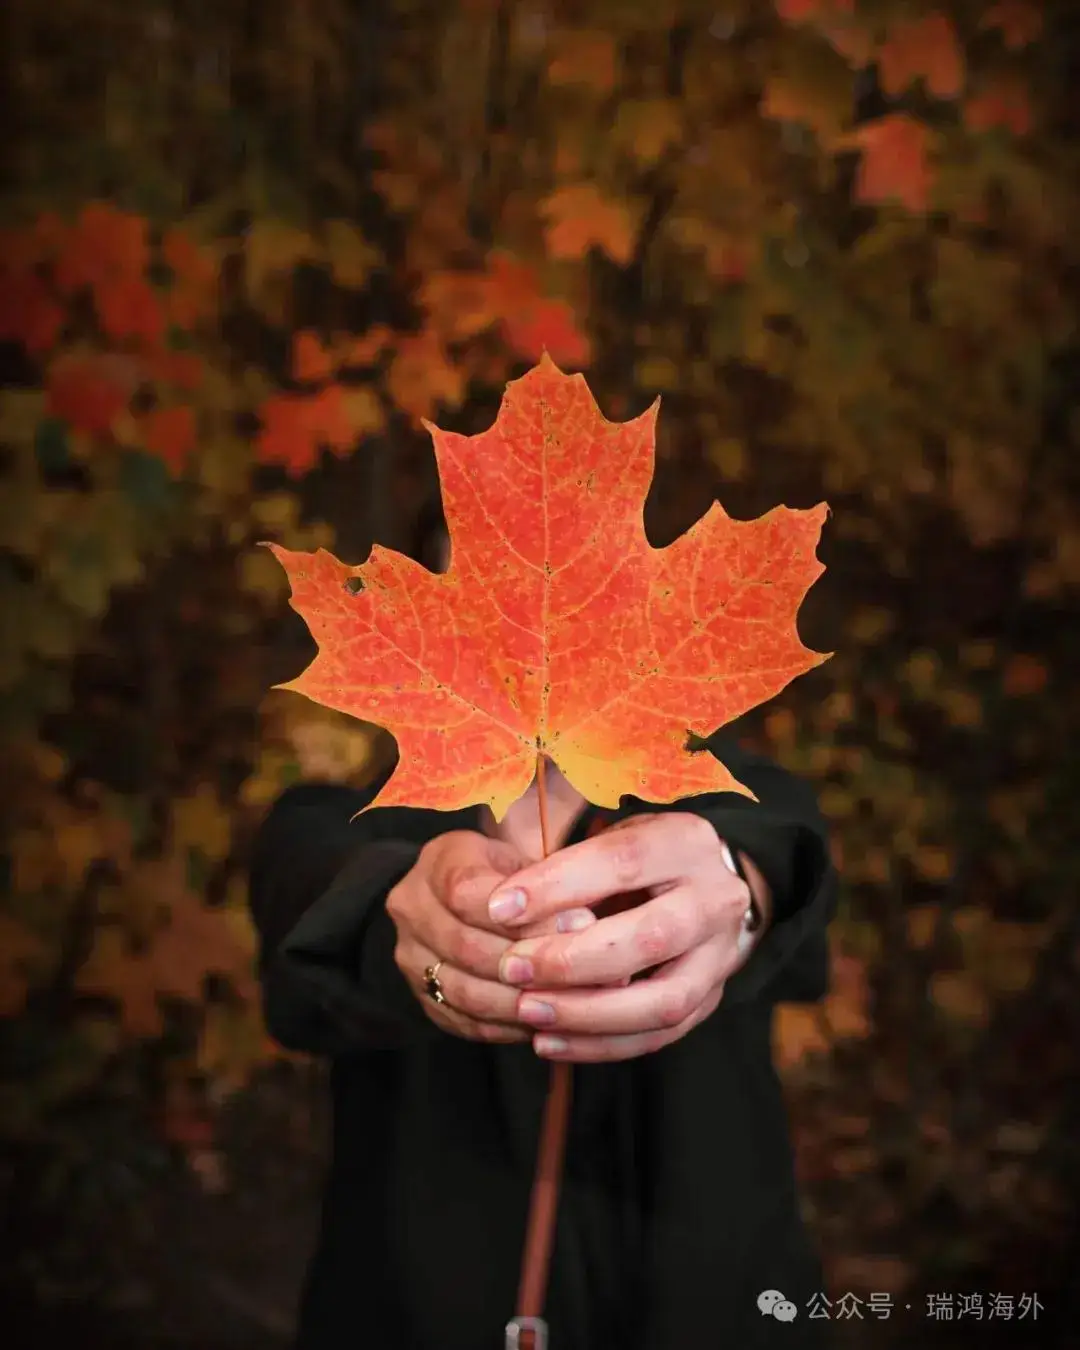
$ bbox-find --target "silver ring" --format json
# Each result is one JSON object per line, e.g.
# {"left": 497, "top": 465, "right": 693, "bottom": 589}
{"left": 423, "top": 960, "right": 446, "bottom": 1005}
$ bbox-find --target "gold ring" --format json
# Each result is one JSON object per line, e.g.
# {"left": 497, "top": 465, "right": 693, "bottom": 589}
{"left": 423, "top": 960, "right": 446, "bottom": 1005}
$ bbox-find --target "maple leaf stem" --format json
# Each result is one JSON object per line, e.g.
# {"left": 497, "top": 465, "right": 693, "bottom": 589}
{"left": 515, "top": 1062, "right": 573, "bottom": 1333}
{"left": 534, "top": 752, "right": 552, "bottom": 859}
{"left": 512, "top": 753, "right": 573, "bottom": 1345}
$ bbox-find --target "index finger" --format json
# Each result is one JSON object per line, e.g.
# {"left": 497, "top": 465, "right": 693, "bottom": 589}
{"left": 486, "top": 812, "right": 721, "bottom": 928}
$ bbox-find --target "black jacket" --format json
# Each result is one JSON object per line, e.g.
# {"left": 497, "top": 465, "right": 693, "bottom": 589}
{"left": 249, "top": 736, "right": 836, "bottom": 1350}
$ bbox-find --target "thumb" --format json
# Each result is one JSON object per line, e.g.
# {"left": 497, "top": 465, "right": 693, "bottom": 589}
{"left": 429, "top": 830, "right": 530, "bottom": 927}
{"left": 478, "top": 832, "right": 531, "bottom": 877}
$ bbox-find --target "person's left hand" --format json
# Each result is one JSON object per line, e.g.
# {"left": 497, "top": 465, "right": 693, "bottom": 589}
{"left": 486, "top": 812, "right": 770, "bottom": 1063}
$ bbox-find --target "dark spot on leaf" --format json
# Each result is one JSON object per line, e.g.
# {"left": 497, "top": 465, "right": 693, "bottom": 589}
{"left": 343, "top": 576, "right": 365, "bottom": 595}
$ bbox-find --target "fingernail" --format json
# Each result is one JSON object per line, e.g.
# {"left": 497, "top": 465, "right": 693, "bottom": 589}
{"left": 518, "top": 998, "right": 556, "bottom": 1026}
{"left": 500, "top": 954, "right": 534, "bottom": 985}
{"left": 489, "top": 888, "right": 527, "bottom": 923}
{"left": 535, "top": 1035, "right": 567, "bottom": 1057}
{"left": 556, "top": 908, "right": 593, "bottom": 933}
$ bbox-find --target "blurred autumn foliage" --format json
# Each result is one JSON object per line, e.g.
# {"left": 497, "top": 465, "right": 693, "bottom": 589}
{"left": 2, "top": 0, "right": 1078, "bottom": 1342}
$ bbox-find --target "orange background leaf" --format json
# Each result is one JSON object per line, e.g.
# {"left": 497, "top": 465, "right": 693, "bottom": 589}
{"left": 46, "top": 354, "right": 134, "bottom": 437}
{"left": 852, "top": 114, "right": 934, "bottom": 215}
{"left": 292, "top": 331, "right": 336, "bottom": 384}
{"left": 541, "top": 184, "right": 637, "bottom": 266}
{"left": 142, "top": 405, "right": 196, "bottom": 472}
{"left": 878, "top": 14, "right": 965, "bottom": 100}
{"left": 981, "top": 0, "right": 1042, "bottom": 50}
{"left": 964, "top": 77, "right": 1034, "bottom": 136}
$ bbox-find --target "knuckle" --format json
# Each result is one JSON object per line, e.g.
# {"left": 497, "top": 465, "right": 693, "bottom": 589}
{"left": 685, "top": 812, "right": 721, "bottom": 855}
{"left": 453, "top": 1014, "right": 483, "bottom": 1041}
{"left": 656, "top": 984, "right": 694, "bottom": 1029}
{"left": 602, "top": 825, "right": 647, "bottom": 888}
{"left": 386, "top": 881, "right": 406, "bottom": 923}
{"left": 457, "top": 927, "right": 493, "bottom": 975}
{"left": 444, "top": 925, "right": 485, "bottom": 974}
{"left": 635, "top": 900, "right": 697, "bottom": 963}
{"left": 724, "top": 878, "right": 751, "bottom": 923}
{"left": 547, "top": 941, "right": 577, "bottom": 982}
{"left": 634, "top": 914, "right": 675, "bottom": 964}
{"left": 465, "top": 982, "right": 504, "bottom": 1022}
{"left": 442, "top": 863, "right": 490, "bottom": 917}
{"left": 476, "top": 1020, "right": 513, "bottom": 1043}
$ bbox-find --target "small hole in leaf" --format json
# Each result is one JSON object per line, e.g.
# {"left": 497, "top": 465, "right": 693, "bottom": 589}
{"left": 684, "top": 731, "right": 710, "bottom": 755}
{"left": 343, "top": 577, "right": 365, "bottom": 595}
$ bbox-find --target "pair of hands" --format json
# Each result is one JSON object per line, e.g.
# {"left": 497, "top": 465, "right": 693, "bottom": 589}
{"left": 387, "top": 811, "right": 769, "bottom": 1063}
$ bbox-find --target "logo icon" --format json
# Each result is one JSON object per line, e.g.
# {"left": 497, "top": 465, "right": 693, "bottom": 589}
{"left": 758, "top": 1289, "right": 799, "bottom": 1323}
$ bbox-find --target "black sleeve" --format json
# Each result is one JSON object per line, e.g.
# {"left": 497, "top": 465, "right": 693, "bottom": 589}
{"left": 625, "top": 736, "right": 836, "bottom": 1005}
{"left": 248, "top": 775, "right": 446, "bottom": 1055}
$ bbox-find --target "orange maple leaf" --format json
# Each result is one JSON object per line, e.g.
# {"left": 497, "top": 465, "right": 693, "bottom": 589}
{"left": 268, "top": 357, "right": 828, "bottom": 820}
{"left": 0, "top": 268, "right": 64, "bottom": 356}
{"left": 339, "top": 325, "right": 393, "bottom": 368}
{"left": 774, "top": 0, "right": 871, "bottom": 66}
{"left": 161, "top": 227, "right": 216, "bottom": 289}
{"left": 256, "top": 393, "right": 320, "bottom": 475}
{"left": 144, "top": 348, "right": 205, "bottom": 391}
{"left": 96, "top": 274, "right": 165, "bottom": 348}
{"left": 143, "top": 405, "right": 196, "bottom": 472}
{"left": 256, "top": 385, "right": 358, "bottom": 472}
{"left": 77, "top": 863, "right": 256, "bottom": 1039}
{"left": 387, "top": 329, "right": 464, "bottom": 422}
{"left": 0, "top": 219, "right": 58, "bottom": 274}
{"left": 420, "top": 254, "right": 591, "bottom": 367}
{"left": 547, "top": 30, "right": 618, "bottom": 95}
{"left": 981, "top": 0, "right": 1042, "bottom": 49}
{"left": 878, "top": 14, "right": 965, "bottom": 100}
{"left": 503, "top": 297, "right": 591, "bottom": 368}
{"left": 166, "top": 285, "right": 215, "bottom": 330}
{"left": 54, "top": 202, "right": 148, "bottom": 294}
{"left": 964, "top": 77, "right": 1033, "bottom": 136}
{"left": 486, "top": 253, "right": 591, "bottom": 367}
{"left": 421, "top": 271, "right": 495, "bottom": 343}
{"left": 852, "top": 114, "right": 934, "bottom": 214}
{"left": 775, "top": 0, "right": 853, "bottom": 20}
{"left": 1001, "top": 654, "right": 1047, "bottom": 697}
{"left": 541, "top": 184, "right": 637, "bottom": 266}
{"left": 292, "top": 330, "right": 336, "bottom": 383}
{"left": 46, "top": 354, "right": 135, "bottom": 437}
{"left": 308, "top": 383, "right": 355, "bottom": 454}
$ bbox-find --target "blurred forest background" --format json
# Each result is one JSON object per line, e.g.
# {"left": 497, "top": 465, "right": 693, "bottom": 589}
{"left": 1, "top": 0, "right": 1078, "bottom": 1346}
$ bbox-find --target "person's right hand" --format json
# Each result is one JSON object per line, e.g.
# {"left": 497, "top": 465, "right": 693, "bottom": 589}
{"left": 388, "top": 830, "right": 596, "bottom": 1043}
